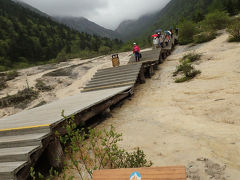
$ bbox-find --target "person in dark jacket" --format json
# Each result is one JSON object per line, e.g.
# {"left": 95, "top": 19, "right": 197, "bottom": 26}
{"left": 132, "top": 43, "right": 141, "bottom": 62}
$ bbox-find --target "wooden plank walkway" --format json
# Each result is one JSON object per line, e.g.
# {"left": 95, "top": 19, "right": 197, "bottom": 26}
{"left": 82, "top": 64, "right": 142, "bottom": 92}
{"left": 0, "top": 35, "right": 178, "bottom": 180}
{"left": 129, "top": 48, "right": 162, "bottom": 64}
{"left": 92, "top": 166, "right": 186, "bottom": 180}
{"left": 0, "top": 86, "right": 132, "bottom": 180}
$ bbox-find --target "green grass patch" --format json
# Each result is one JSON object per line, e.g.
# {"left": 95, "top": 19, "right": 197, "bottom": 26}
{"left": 227, "top": 19, "right": 240, "bottom": 42}
{"left": 174, "top": 52, "right": 201, "bottom": 83}
{"left": 32, "top": 101, "right": 47, "bottom": 108}
{"left": 182, "top": 52, "right": 202, "bottom": 62}
{"left": 0, "top": 88, "right": 39, "bottom": 109}
{"left": 35, "top": 80, "right": 53, "bottom": 91}
{"left": 194, "top": 31, "right": 217, "bottom": 44}
{"left": 0, "top": 79, "right": 7, "bottom": 90}
{"left": 0, "top": 71, "right": 19, "bottom": 91}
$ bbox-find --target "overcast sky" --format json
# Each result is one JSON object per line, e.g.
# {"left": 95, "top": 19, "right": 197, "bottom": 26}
{"left": 19, "top": 0, "right": 170, "bottom": 30}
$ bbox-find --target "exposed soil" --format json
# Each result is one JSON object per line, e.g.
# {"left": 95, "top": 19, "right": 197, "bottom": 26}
{"left": 1, "top": 32, "right": 240, "bottom": 179}
{"left": 96, "top": 33, "right": 240, "bottom": 179}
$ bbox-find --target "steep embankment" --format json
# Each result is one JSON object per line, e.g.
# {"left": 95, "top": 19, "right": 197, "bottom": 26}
{"left": 97, "top": 33, "right": 240, "bottom": 179}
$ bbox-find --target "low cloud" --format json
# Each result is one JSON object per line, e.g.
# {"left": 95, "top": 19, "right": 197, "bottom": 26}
{"left": 20, "top": 0, "right": 170, "bottom": 29}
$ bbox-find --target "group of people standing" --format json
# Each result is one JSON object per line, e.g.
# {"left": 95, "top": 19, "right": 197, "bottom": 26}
{"left": 153, "top": 29, "right": 174, "bottom": 49}
{"left": 132, "top": 28, "right": 177, "bottom": 63}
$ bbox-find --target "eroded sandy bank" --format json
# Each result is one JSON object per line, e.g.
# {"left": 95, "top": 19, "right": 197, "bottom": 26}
{"left": 97, "top": 33, "right": 240, "bottom": 179}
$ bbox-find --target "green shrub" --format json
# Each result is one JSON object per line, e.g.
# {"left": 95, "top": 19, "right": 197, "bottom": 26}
{"left": 58, "top": 112, "right": 152, "bottom": 180}
{"left": 175, "top": 76, "right": 192, "bottom": 83}
{"left": 227, "top": 19, "right": 240, "bottom": 42}
{"left": 182, "top": 52, "right": 201, "bottom": 62}
{"left": 0, "top": 65, "right": 7, "bottom": 72}
{"left": 35, "top": 79, "right": 53, "bottom": 91}
{"left": 178, "top": 21, "right": 197, "bottom": 45}
{"left": 5, "top": 70, "right": 19, "bottom": 81}
{"left": 0, "top": 88, "right": 38, "bottom": 109}
{"left": 0, "top": 78, "right": 7, "bottom": 90}
{"left": 173, "top": 53, "right": 201, "bottom": 83}
{"left": 14, "top": 62, "right": 30, "bottom": 69}
{"left": 32, "top": 101, "right": 47, "bottom": 108}
{"left": 56, "top": 50, "right": 68, "bottom": 63}
{"left": 193, "top": 31, "right": 217, "bottom": 44}
{"left": 0, "top": 71, "right": 18, "bottom": 91}
{"left": 175, "top": 68, "right": 201, "bottom": 83}
{"left": 202, "top": 11, "right": 230, "bottom": 30}
{"left": 98, "top": 46, "right": 111, "bottom": 54}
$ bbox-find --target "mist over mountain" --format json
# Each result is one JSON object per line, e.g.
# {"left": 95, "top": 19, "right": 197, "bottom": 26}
{"left": 12, "top": 0, "right": 49, "bottom": 17}
{"left": 53, "top": 16, "right": 121, "bottom": 40}
{"left": 116, "top": 0, "right": 214, "bottom": 42}
{"left": 0, "top": 0, "right": 122, "bottom": 71}
{"left": 116, "top": 13, "right": 159, "bottom": 41}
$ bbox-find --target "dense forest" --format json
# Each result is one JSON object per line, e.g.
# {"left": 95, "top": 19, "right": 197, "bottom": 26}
{"left": 0, "top": 0, "right": 122, "bottom": 71}
{"left": 134, "top": 0, "right": 240, "bottom": 46}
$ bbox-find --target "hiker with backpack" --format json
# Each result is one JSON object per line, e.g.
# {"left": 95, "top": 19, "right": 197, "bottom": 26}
{"left": 133, "top": 43, "right": 141, "bottom": 62}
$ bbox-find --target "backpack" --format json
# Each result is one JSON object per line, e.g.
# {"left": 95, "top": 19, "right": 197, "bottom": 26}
{"left": 133, "top": 46, "right": 139, "bottom": 52}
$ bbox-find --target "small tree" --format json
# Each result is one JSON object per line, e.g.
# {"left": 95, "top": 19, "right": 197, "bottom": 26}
{"left": 56, "top": 50, "right": 68, "bottom": 62}
{"left": 202, "top": 11, "right": 230, "bottom": 30}
{"left": 98, "top": 46, "right": 111, "bottom": 54}
{"left": 227, "top": 19, "right": 240, "bottom": 42}
{"left": 178, "top": 21, "right": 196, "bottom": 45}
{"left": 58, "top": 112, "right": 153, "bottom": 180}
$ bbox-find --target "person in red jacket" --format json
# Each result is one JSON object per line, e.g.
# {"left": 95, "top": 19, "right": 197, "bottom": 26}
{"left": 132, "top": 43, "right": 141, "bottom": 62}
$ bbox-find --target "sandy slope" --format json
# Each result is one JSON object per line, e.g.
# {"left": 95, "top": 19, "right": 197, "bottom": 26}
{"left": 97, "top": 33, "right": 240, "bottom": 179}
{"left": 0, "top": 52, "right": 131, "bottom": 118}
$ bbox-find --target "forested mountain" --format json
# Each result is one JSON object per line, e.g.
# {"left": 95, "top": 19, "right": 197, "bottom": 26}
{"left": 12, "top": 0, "right": 49, "bottom": 17}
{"left": 53, "top": 17, "right": 121, "bottom": 40}
{"left": 0, "top": 0, "right": 122, "bottom": 71}
{"left": 13, "top": 0, "right": 121, "bottom": 40}
{"left": 117, "top": 0, "right": 240, "bottom": 42}
{"left": 116, "top": 13, "right": 158, "bottom": 41}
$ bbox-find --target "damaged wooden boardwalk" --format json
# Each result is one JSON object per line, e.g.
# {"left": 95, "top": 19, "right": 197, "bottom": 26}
{"left": 82, "top": 63, "right": 142, "bottom": 92}
{"left": 0, "top": 36, "right": 177, "bottom": 180}
{"left": 0, "top": 86, "right": 133, "bottom": 180}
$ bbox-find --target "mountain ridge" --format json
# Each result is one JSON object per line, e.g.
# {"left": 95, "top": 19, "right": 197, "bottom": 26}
{"left": 53, "top": 16, "right": 121, "bottom": 40}
{"left": 0, "top": 0, "right": 122, "bottom": 71}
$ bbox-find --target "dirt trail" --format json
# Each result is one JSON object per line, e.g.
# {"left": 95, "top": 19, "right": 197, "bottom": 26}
{"left": 97, "top": 33, "right": 240, "bottom": 179}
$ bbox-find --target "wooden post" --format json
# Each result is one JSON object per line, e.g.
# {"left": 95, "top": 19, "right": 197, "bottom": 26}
{"left": 149, "top": 65, "right": 154, "bottom": 77}
{"left": 158, "top": 53, "right": 163, "bottom": 64}
{"left": 47, "top": 138, "right": 64, "bottom": 170}
{"left": 138, "top": 66, "right": 146, "bottom": 84}
{"left": 153, "top": 63, "right": 158, "bottom": 70}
